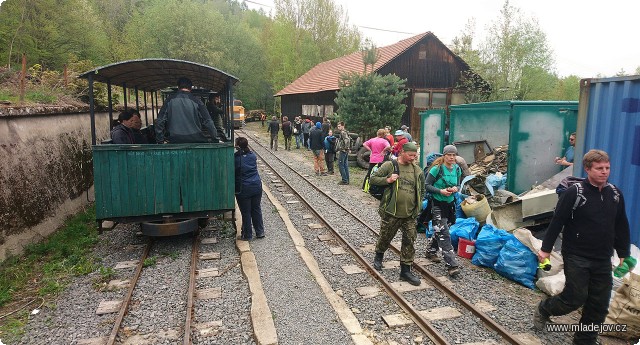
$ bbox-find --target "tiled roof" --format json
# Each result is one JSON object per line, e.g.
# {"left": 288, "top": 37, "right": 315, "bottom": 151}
{"left": 275, "top": 32, "right": 434, "bottom": 96}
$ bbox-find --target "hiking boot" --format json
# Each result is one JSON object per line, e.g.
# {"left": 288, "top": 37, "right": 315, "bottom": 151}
{"left": 533, "top": 302, "right": 549, "bottom": 331}
{"left": 425, "top": 251, "right": 442, "bottom": 263}
{"left": 447, "top": 266, "right": 461, "bottom": 277}
{"left": 399, "top": 264, "right": 421, "bottom": 286}
{"left": 338, "top": 181, "right": 348, "bottom": 185}
{"left": 373, "top": 252, "right": 384, "bottom": 271}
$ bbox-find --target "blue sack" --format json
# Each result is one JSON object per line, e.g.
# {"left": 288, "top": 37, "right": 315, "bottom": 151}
{"left": 471, "top": 224, "right": 514, "bottom": 267}
{"left": 425, "top": 221, "right": 434, "bottom": 238}
{"left": 486, "top": 173, "right": 507, "bottom": 191}
{"left": 454, "top": 192, "right": 466, "bottom": 219}
{"left": 449, "top": 217, "right": 479, "bottom": 249}
{"left": 494, "top": 238, "right": 538, "bottom": 289}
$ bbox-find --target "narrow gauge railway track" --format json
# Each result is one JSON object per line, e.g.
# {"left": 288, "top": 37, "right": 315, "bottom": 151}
{"left": 238, "top": 130, "right": 525, "bottom": 345}
{"left": 104, "top": 233, "right": 200, "bottom": 345}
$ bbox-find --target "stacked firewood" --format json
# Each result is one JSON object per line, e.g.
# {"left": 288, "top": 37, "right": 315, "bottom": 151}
{"left": 468, "top": 145, "right": 509, "bottom": 177}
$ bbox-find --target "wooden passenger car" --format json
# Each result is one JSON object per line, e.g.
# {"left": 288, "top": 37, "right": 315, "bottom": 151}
{"left": 80, "top": 59, "right": 239, "bottom": 235}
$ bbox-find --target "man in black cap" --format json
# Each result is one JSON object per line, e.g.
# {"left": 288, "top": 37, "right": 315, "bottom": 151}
{"left": 155, "top": 77, "right": 219, "bottom": 143}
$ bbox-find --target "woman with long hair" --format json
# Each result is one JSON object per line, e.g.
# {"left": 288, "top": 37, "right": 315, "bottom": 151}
{"left": 234, "top": 137, "right": 265, "bottom": 240}
{"left": 423, "top": 145, "right": 462, "bottom": 277}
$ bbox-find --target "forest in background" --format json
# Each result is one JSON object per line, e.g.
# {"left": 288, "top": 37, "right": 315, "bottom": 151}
{"left": 1, "top": 0, "right": 637, "bottom": 110}
{"left": 0, "top": 0, "right": 360, "bottom": 111}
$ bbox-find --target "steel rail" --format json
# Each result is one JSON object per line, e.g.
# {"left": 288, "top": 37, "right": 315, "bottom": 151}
{"left": 239, "top": 130, "right": 525, "bottom": 345}
{"left": 240, "top": 132, "right": 448, "bottom": 344}
{"left": 183, "top": 233, "right": 200, "bottom": 345}
{"left": 106, "top": 238, "right": 153, "bottom": 345}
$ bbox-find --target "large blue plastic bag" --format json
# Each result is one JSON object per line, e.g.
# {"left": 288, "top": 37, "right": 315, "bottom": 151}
{"left": 449, "top": 217, "right": 479, "bottom": 249}
{"left": 471, "top": 224, "right": 514, "bottom": 267}
{"left": 494, "top": 238, "right": 538, "bottom": 289}
{"left": 454, "top": 192, "right": 466, "bottom": 219}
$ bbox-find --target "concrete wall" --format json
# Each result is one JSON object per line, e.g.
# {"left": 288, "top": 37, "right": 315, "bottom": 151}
{"left": 0, "top": 106, "right": 112, "bottom": 261}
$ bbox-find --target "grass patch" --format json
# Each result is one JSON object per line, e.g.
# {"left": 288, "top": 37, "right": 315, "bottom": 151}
{"left": 25, "top": 90, "right": 57, "bottom": 104}
{"left": 142, "top": 256, "right": 157, "bottom": 267}
{"left": 91, "top": 266, "right": 116, "bottom": 291}
{"left": 0, "top": 206, "right": 99, "bottom": 342}
{"left": 0, "top": 88, "right": 58, "bottom": 105}
{"left": 162, "top": 251, "right": 179, "bottom": 260}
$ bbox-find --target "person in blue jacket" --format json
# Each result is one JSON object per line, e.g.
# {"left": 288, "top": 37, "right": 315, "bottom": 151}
{"left": 234, "top": 137, "right": 265, "bottom": 240}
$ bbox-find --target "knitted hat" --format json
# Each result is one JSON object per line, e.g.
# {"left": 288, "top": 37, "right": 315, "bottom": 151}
{"left": 443, "top": 145, "right": 458, "bottom": 155}
{"left": 402, "top": 142, "right": 418, "bottom": 152}
{"left": 315, "top": 122, "right": 321, "bottom": 129}
{"left": 394, "top": 130, "right": 404, "bottom": 136}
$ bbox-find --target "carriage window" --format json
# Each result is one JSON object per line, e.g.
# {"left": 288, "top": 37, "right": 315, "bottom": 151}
{"left": 413, "top": 92, "right": 429, "bottom": 108}
{"left": 432, "top": 92, "right": 447, "bottom": 108}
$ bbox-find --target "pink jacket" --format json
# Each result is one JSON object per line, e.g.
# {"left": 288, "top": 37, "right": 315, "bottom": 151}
{"left": 364, "top": 137, "right": 390, "bottom": 163}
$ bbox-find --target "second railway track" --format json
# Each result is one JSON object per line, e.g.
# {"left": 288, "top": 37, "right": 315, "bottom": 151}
{"left": 238, "top": 129, "right": 534, "bottom": 345}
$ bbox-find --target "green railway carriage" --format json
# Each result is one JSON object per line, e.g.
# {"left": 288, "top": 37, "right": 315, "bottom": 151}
{"left": 80, "top": 59, "right": 238, "bottom": 235}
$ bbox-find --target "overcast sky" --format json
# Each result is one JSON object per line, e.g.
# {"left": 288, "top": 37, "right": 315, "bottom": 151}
{"left": 246, "top": 0, "right": 640, "bottom": 78}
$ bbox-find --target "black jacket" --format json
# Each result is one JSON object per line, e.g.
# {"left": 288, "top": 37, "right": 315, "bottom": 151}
{"left": 267, "top": 120, "right": 280, "bottom": 135}
{"left": 111, "top": 124, "right": 147, "bottom": 144}
{"left": 541, "top": 180, "right": 630, "bottom": 260}
{"left": 282, "top": 121, "right": 292, "bottom": 136}
{"left": 309, "top": 127, "right": 324, "bottom": 150}
{"left": 155, "top": 91, "right": 217, "bottom": 143}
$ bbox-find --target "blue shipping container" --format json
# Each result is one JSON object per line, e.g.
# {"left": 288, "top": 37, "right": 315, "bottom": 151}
{"left": 575, "top": 76, "right": 640, "bottom": 247}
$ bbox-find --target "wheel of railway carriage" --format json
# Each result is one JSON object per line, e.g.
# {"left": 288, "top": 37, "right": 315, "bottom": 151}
{"left": 198, "top": 217, "right": 209, "bottom": 229}
{"left": 140, "top": 218, "right": 199, "bottom": 236}
{"left": 356, "top": 146, "right": 370, "bottom": 169}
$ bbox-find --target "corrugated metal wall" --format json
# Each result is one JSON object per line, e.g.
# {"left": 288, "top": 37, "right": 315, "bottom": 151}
{"left": 575, "top": 76, "right": 640, "bottom": 247}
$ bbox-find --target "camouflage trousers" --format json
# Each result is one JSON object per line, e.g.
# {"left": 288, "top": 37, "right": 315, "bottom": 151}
{"left": 375, "top": 214, "right": 417, "bottom": 265}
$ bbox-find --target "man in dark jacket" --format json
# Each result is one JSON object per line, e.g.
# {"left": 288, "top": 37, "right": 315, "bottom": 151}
{"left": 321, "top": 116, "right": 331, "bottom": 138}
{"left": 207, "top": 94, "right": 229, "bottom": 142}
{"left": 335, "top": 121, "right": 351, "bottom": 184}
{"left": 266, "top": 116, "right": 280, "bottom": 150}
{"left": 534, "top": 149, "right": 630, "bottom": 345}
{"left": 155, "top": 77, "right": 219, "bottom": 143}
{"left": 281, "top": 116, "right": 293, "bottom": 151}
{"left": 309, "top": 122, "right": 326, "bottom": 175}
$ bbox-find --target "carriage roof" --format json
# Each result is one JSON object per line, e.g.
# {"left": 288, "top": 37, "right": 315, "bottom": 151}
{"left": 79, "top": 58, "right": 239, "bottom": 92}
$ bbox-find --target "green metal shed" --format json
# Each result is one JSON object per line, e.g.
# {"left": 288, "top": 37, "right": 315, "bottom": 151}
{"left": 420, "top": 101, "right": 578, "bottom": 194}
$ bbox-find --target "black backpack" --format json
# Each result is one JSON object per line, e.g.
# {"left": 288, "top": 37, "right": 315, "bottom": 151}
{"left": 327, "top": 136, "right": 337, "bottom": 153}
{"left": 369, "top": 160, "right": 400, "bottom": 200}
{"left": 556, "top": 176, "right": 620, "bottom": 213}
